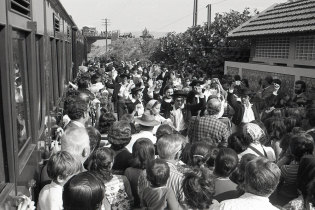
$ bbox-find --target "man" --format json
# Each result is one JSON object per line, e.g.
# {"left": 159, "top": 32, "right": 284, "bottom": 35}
{"left": 186, "top": 80, "right": 206, "bottom": 116}
{"left": 125, "top": 111, "right": 159, "bottom": 152}
{"left": 61, "top": 127, "right": 91, "bottom": 166}
{"left": 293, "top": 80, "right": 308, "bottom": 106}
{"left": 138, "top": 134, "right": 187, "bottom": 205}
{"left": 188, "top": 98, "right": 229, "bottom": 147}
{"left": 64, "top": 95, "right": 90, "bottom": 130}
{"left": 170, "top": 90, "right": 205, "bottom": 135}
{"left": 214, "top": 157, "right": 281, "bottom": 210}
{"left": 227, "top": 86, "right": 260, "bottom": 126}
{"left": 40, "top": 127, "right": 90, "bottom": 185}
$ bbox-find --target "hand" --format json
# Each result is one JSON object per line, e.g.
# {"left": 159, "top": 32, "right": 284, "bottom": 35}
{"left": 18, "top": 196, "right": 35, "bottom": 210}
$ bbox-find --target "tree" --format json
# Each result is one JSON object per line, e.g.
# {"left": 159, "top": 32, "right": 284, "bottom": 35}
{"left": 101, "top": 37, "right": 159, "bottom": 61}
{"left": 151, "top": 8, "right": 258, "bottom": 76}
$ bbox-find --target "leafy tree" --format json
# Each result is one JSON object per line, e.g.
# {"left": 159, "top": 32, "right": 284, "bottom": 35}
{"left": 100, "top": 37, "right": 159, "bottom": 61}
{"left": 151, "top": 8, "right": 258, "bottom": 76}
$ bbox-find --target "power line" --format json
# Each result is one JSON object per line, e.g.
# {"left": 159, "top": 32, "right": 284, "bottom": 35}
{"left": 212, "top": 0, "right": 229, "bottom": 5}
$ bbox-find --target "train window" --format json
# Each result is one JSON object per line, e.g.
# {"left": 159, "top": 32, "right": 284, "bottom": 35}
{"left": 35, "top": 35, "right": 45, "bottom": 134}
{"left": 12, "top": 30, "right": 31, "bottom": 152}
{"left": 51, "top": 39, "right": 59, "bottom": 104}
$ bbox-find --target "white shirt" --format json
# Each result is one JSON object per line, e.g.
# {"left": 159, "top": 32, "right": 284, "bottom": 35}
{"left": 242, "top": 104, "right": 255, "bottom": 123}
{"left": 126, "top": 131, "right": 156, "bottom": 153}
{"left": 238, "top": 143, "right": 276, "bottom": 162}
{"left": 71, "top": 120, "right": 85, "bottom": 128}
{"left": 38, "top": 181, "right": 63, "bottom": 210}
{"left": 170, "top": 106, "right": 185, "bottom": 132}
{"left": 212, "top": 193, "right": 278, "bottom": 210}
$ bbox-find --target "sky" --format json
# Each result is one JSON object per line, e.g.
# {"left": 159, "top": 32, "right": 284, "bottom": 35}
{"left": 60, "top": 0, "right": 288, "bottom": 34}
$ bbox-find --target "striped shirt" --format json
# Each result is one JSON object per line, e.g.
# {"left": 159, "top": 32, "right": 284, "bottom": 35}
{"left": 138, "top": 161, "right": 186, "bottom": 204}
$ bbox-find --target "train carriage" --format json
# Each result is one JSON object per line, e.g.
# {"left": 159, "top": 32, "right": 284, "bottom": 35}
{"left": 0, "top": 0, "right": 86, "bottom": 208}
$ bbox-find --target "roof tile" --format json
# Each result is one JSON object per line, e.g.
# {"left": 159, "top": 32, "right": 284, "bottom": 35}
{"left": 229, "top": 0, "right": 315, "bottom": 37}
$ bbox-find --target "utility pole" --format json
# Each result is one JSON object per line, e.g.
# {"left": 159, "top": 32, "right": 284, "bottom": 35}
{"left": 101, "top": 18, "right": 110, "bottom": 53}
{"left": 193, "top": 0, "right": 198, "bottom": 26}
{"left": 207, "top": 4, "right": 211, "bottom": 30}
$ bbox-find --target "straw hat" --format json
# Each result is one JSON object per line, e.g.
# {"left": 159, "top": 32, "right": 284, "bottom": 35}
{"left": 135, "top": 111, "right": 160, "bottom": 126}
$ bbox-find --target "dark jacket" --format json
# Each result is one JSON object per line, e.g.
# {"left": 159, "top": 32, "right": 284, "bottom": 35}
{"left": 227, "top": 92, "right": 260, "bottom": 126}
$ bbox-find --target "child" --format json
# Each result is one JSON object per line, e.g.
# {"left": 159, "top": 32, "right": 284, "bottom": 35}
{"left": 89, "top": 147, "right": 133, "bottom": 210}
{"left": 38, "top": 151, "right": 81, "bottom": 210}
{"left": 141, "top": 159, "right": 181, "bottom": 210}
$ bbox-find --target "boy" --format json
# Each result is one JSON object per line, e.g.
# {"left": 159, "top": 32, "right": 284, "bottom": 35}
{"left": 38, "top": 151, "right": 81, "bottom": 210}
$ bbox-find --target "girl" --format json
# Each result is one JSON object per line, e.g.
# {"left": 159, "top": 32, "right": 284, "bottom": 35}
{"left": 89, "top": 147, "right": 133, "bottom": 210}
{"left": 124, "top": 138, "right": 155, "bottom": 208}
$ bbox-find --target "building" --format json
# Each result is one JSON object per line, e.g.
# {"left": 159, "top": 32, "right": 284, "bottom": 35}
{"left": 82, "top": 26, "right": 97, "bottom": 36}
{"left": 224, "top": 0, "right": 315, "bottom": 93}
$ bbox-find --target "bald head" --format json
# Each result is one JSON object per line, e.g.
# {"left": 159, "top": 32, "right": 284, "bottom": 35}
{"left": 207, "top": 98, "right": 222, "bottom": 116}
{"left": 61, "top": 127, "right": 90, "bottom": 164}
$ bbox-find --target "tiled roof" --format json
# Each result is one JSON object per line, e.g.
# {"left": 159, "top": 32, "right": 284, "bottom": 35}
{"left": 228, "top": 0, "right": 315, "bottom": 38}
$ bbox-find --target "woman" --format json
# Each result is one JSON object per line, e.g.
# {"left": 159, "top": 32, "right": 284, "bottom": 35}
{"left": 239, "top": 123, "right": 276, "bottom": 161}
{"left": 89, "top": 147, "right": 133, "bottom": 209}
{"left": 124, "top": 138, "right": 155, "bottom": 208}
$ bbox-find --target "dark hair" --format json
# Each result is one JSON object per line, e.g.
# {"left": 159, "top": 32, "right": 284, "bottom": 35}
{"left": 86, "top": 127, "right": 101, "bottom": 152}
{"left": 63, "top": 171, "right": 105, "bottom": 210}
{"left": 230, "top": 153, "right": 257, "bottom": 188}
{"left": 190, "top": 142, "right": 212, "bottom": 168}
{"left": 290, "top": 136, "right": 314, "bottom": 161}
{"left": 98, "top": 112, "right": 116, "bottom": 134}
{"left": 265, "top": 76, "right": 273, "bottom": 85}
{"left": 77, "top": 77, "right": 90, "bottom": 89}
{"left": 284, "top": 117, "right": 301, "bottom": 132}
{"left": 156, "top": 124, "right": 174, "bottom": 141}
{"left": 163, "top": 85, "right": 173, "bottom": 94}
{"left": 47, "top": 151, "right": 81, "bottom": 182}
{"left": 268, "top": 119, "right": 286, "bottom": 141}
{"left": 146, "top": 159, "right": 170, "bottom": 187}
{"left": 273, "top": 79, "right": 281, "bottom": 86}
{"left": 245, "top": 157, "right": 280, "bottom": 196}
{"left": 279, "top": 133, "right": 294, "bottom": 153}
{"left": 228, "top": 133, "right": 249, "bottom": 154}
{"left": 89, "top": 147, "right": 115, "bottom": 182}
{"left": 234, "top": 75, "right": 241, "bottom": 81}
{"left": 66, "top": 96, "right": 89, "bottom": 121}
{"left": 130, "top": 138, "right": 155, "bottom": 169}
{"left": 295, "top": 80, "right": 306, "bottom": 92}
{"left": 182, "top": 167, "right": 215, "bottom": 209}
{"left": 214, "top": 148, "right": 239, "bottom": 177}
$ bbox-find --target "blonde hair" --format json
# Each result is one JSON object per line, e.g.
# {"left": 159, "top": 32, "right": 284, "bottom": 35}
{"left": 61, "top": 127, "right": 90, "bottom": 162}
{"left": 157, "top": 134, "right": 184, "bottom": 159}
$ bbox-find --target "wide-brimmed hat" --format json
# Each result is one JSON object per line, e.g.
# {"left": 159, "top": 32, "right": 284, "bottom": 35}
{"left": 131, "top": 86, "right": 143, "bottom": 95}
{"left": 119, "top": 73, "right": 130, "bottom": 79}
{"left": 135, "top": 111, "right": 160, "bottom": 126}
{"left": 190, "top": 80, "right": 204, "bottom": 87}
{"left": 172, "top": 90, "right": 188, "bottom": 99}
{"left": 238, "top": 88, "right": 254, "bottom": 97}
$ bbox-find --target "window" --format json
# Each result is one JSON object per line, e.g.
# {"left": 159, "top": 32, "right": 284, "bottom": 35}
{"left": 295, "top": 35, "right": 315, "bottom": 60}
{"left": 255, "top": 37, "right": 290, "bottom": 59}
{"left": 50, "top": 39, "right": 59, "bottom": 104}
{"left": 35, "top": 35, "right": 45, "bottom": 134}
{"left": 53, "top": 14, "right": 60, "bottom": 36}
{"left": 10, "top": 0, "right": 31, "bottom": 18}
{"left": 12, "top": 30, "right": 31, "bottom": 153}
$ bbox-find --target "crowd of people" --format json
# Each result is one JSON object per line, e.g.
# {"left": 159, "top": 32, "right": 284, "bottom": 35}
{"left": 24, "top": 58, "right": 315, "bottom": 210}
